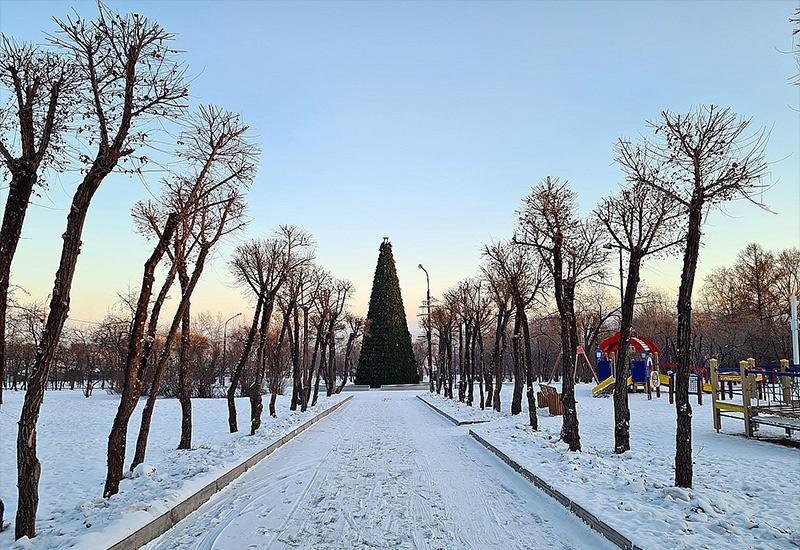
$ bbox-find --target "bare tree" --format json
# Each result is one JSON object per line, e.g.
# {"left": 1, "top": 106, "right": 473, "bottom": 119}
{"left": 0, "top": 37, "right": 75, "bottom": 408}
{"left": 596, "top": 170, "right": 682, "bottom": 453}
{"left": 248, "top": 226, "right": 313, "bottom": 433}
{"left": 324, "top": 279, "right": 353, "bottom": 398}
{"left": 304, "top": 269, "right": 333, "bottom": 409}
{"left": 15, "top": 4, "right": 187, "bottom": 537}
{"left": 228, "top": 239, "right": 275, "bottom": 431}
{"left": 517, "top": 177, "right": 606, "bottom": 450}
{"left": 431, "top": 297, "right": 456, "bottom": 398}
{"left": 288, "top": 264, "right": 319, "bottom": 409}
{"left": 482, "top": 240, "right": 545, "bottom": 425}
{"left": 338, "top": 313, "right": 364, "bottom": 393}
{"left": 632, "top": 106, "right": 768, "bottom": 488}
{"left": 128, "top": 171, "right": 248, "bottom": 474}
{"left": 480, "top": 252, "right": 513, "bottom": 411}
{"left": 105, "top": 105, "right": 254, "bottom": 496}
{"left": 699, "top": 244, "right": 799, "bottom": 368}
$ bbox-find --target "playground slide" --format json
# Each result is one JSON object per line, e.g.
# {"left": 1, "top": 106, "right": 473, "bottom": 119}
{"left": 591, "top": 376, "right": 633, "bottom": 397}
{"left": 591, "top": 376, "right": 614, "bottom": 396}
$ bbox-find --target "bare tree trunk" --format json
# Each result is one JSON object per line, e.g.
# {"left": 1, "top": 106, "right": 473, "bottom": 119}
{"left": 302, "top": 307, "right": 310, "bottom": 387}
{"left": 457, "top": 324, "right": 465, "bottom": 402}
{"left": 227, "top": 295, "right": 263, "bottom": 432}
{"left": 338, "top": 331, "right": 356, "bottom": 393}
{"left": 675, "top": 195, "right": 703, "bottom": 488}
{"left": 0, "top": 172, "right": 37, "bottom": 408}
{"left": 326, "top": 321, "right": 336, "bottom": 397}
{"left": 447, "top": 335, "right": 454, "bottom": 399}
{"left": 139, "top": 261, "right": 177, "bottom": 388}
{"left": 560, "top": 281, "right": 581, "bottom": 451}
{"left": 268, "top": 303, "right": 292, "bottom": 418}
{"left": 129, "top": 246, "right": 210, "bottom": 472}
{"left": 268, "top": 390, "right": 278, "bottom": 418}
{"left": 249, "top": 293, "right": 275, "bottom": 435}
{"left": 290, "top": 304, "right": 303, "bottom": 410}
{"left": 104, "top": 214, "right": 177, "bottom": 496}
{"left": 520, "top": 308, "right": 538, "bottom": 430}
{"left": 17, "top": 163, "right": 112, "bottom": 537}
{"left": 511, "top": 313, "right": 524, "bottom": 415}
{"left": 613, "top": 252, "right": 641, "bottom": 454}
{"left": 492, "top": 311, "right": 508, "bottom": 412}
{"left": 302, "top": 324, "right": 323, "bottom": 411}
{"left": 177, "top": 265, "right": 192, "bottom": 450}
{"left": 312, "top": 334, "right": 325, "bottom": 407}
{"left": 466, "top": 324, "right": 474, "bottom": 406}
{"left": 477, "top": 332, "right": 485, "bottom": 409}
{"left": 436, "top": 335, "right": 443, "bottom": 394}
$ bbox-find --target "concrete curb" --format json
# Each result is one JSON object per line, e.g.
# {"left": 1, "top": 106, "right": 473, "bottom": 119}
{"left": 380, "top": 384, "right": 429, "bottom": 391}
{"left": 106, "top": 396, "right": 353, "bottom": 550}
{"left": 469, "top": 429, "right": 642, "bottom": 550}
{"left": 416, "top": 395, "right": 491, "bottom": 426}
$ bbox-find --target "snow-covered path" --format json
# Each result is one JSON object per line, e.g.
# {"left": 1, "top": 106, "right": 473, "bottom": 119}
{"left": 149, "top": 391, "right": 611, "bottom": 550}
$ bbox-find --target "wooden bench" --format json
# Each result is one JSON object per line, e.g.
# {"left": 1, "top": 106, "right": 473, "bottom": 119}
{"left": 537, "top": 384, "right": 564, "bottom": 416}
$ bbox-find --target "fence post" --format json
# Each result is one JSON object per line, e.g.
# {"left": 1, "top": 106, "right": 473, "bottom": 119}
{"left": 780, "top": 358, "right": 791, "bottom": 436}
{"left": 710, "top": 359, "right": 720, "bottom": 432}
{"left": 697, "top": 374, "right": 703, "bottom": 405}
{"left": 780, "top": 358, "right": 791, "bottom": 403}
{"left": 668, "top": 371, "right": 674, "bottom": 404}
{"left": 740, "top": 360, "right": 752, "bottom": 438}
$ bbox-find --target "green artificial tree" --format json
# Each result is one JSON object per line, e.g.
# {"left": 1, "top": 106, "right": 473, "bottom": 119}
{"left": 355, "top": 238, "right": 419, "bottom": 387}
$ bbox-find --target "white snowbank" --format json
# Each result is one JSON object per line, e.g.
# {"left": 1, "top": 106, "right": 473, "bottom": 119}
{"left": 435, "top": 382, "right": 799, "bottom": 549}
{"left": 0, "top": 389, "right": 344, "bottom": 549}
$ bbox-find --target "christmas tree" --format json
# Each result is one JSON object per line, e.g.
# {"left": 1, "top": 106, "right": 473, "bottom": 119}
{"left": 355, "top": 238, "right": 418, "bottom": 387}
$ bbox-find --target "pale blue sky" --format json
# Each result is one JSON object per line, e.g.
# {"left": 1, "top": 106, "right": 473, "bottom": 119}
{"left": 1, "top": 0, "right": 798, "bottom": 331}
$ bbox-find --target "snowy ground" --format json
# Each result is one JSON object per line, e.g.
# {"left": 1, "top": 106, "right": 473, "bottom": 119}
{"left": 418, "top": 393, "right": 496, "bottom": 424}
{"left": 148, "top": 390, "right": 612, "bottom": 550}
{"left": 427, "top": 382, "right": 800, "bottom": 549}
{"left": 4, "top": 383, "right": 795, "bottom": 550}
{"left": 0, "top": 389, "right": 344, "bottom": 549}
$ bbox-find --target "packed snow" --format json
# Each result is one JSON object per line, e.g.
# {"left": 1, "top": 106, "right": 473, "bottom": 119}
{"left": 2, "top": 383, "right": 796, "bottom": 549}
{"left": 426, "top": 382, "right": 800, "bottom": 549}
{"left": 417, "top": 393, "right": 496, "bottom": 424}
{"left": 148, "top": 390, "right": 612, "bottom": 550}
{"left": 0, "top": 389, "right": 345, "bottom": 549}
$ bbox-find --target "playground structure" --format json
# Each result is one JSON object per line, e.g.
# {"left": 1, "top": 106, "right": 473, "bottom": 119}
{"left": 711, "top": 296, "right": 800, "bottom": 438}
{"left": 591, "top": 332, "right": 670, "bottom": 397}
{"left": 590, "top": 331, "right": 717, "bottom": 398}
{"left": 711, "top": 358, "right": 800, "bottom": 438}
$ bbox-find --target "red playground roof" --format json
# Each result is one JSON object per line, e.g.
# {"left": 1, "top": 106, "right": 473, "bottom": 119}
{"left": 599, "top": 332, "right": 660, "bottom": 355}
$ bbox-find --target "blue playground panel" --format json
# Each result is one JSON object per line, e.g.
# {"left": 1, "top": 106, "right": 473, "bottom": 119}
{"left": 631, "top": 360, "right": 647, "bottom": 384}
{"left": 598, "top": 358, "right": 612, "bottom": 381}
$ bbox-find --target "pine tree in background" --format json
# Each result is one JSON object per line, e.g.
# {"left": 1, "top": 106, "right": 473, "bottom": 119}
{"left": 355, "top": 238, "right": 419, "bottom": 387}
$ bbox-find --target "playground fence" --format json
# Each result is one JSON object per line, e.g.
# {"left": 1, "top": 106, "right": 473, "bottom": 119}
{"left": 710, "top": 358, "right": 800, "bottom": 438}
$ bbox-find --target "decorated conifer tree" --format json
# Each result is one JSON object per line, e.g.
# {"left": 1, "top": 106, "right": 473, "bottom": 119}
{"left": 355, "top": 238, "right": 418, "bottom": 387}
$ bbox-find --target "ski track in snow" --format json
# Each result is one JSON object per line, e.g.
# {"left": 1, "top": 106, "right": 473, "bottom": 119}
{"left": 148, "top": 391, "right": 612, "bottom": 550}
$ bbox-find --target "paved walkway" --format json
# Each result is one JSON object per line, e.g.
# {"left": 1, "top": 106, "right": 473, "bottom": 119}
{"left": 148, "top": 391, "right": 611, "bottom": 549}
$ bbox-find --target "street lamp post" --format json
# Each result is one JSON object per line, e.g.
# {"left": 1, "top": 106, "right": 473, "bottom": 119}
{"left": 222, "top": 312, "right": 243, "bottom": 385}
{"left": 418, "top": 264, "right": 433, "bottom": 392}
